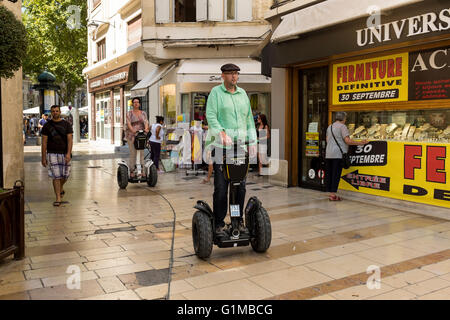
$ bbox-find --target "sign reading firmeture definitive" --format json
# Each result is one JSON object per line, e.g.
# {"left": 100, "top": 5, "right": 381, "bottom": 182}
{"left": 332, "top": 53, "right": 409, "bottom": 105}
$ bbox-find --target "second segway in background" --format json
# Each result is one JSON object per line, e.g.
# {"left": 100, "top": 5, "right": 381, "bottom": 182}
{"left": 117, "top": 130, "right": 158, "bottom": 189}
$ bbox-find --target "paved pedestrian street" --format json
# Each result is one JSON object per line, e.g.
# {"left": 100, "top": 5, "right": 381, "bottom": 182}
{"left": 1, "top": 144, "right": 449, "bottom": 300}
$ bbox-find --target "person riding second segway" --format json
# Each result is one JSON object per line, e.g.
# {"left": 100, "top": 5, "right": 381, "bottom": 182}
{"left": 205, "top": 63, "right": 257, "bottom": 237}
{"left": 126, "top": 97, "right": 149, "bottom": 178}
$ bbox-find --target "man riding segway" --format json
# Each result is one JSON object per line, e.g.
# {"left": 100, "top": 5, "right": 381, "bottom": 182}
{"left": 192, "top": 63, "right": 271, "bottom": 258}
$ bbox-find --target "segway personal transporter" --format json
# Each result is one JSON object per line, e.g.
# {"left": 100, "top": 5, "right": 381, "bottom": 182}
{"left": 192, "top": 140, "right": 271, "bottom": 259}
{"left": 117, "top": 130, "right": 158, "bottom": 189}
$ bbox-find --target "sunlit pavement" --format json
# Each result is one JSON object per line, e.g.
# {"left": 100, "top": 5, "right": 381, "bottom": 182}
{"left": 0, "top": 141, "right": 449, "bottom": 300}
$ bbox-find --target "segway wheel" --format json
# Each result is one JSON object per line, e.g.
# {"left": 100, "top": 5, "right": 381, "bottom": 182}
{"left": 146, "top": 164, "right": 158, "bottom": 187}
{"left": 250, "top": 207, "right": 272, "bottom": 253}
{"left": 192, "top": 211, "right": 213, "bottom": 259}
{"left": 117, "top": 165, "right": 128, "bottom": 189}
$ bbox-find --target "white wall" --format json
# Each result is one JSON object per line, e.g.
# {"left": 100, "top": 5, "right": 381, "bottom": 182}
{"left": 180, "top": 82, "right": 271, "bottom": 93}
{"left": 271, "top": 68, "right": 286, "bottom": 160}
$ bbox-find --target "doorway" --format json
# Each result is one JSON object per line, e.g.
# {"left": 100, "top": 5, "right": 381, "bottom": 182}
{"left": 298, "top": 67, "right": 328, "bottom": 191}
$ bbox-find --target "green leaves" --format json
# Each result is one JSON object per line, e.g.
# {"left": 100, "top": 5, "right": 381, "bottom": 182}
{"left": 22, "top": 0, "right": 87, "bottom": 104}
{"left": 0, "top": 5, "right": 28, "bottom": 79}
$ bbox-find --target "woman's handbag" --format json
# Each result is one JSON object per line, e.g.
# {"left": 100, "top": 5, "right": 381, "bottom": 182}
{"left": 330, "top": 125, "right": 351, "bottom": 169}
{"left": 134, "top": 130, "right": 147, "bottom": 150}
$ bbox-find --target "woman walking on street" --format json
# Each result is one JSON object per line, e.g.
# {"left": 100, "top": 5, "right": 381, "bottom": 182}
{"left": 149, "top": 116, "right": 165, "bottom": 173}
{"left": 125, "top": 98, "right": 149, "bottom": 178}
{"left": 326, "top": 112, "right": 367, "bottom": 201}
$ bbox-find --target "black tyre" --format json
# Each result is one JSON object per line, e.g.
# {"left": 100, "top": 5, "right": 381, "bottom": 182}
{"left": 250, "top": 207, "right": 271, "bottom": 253}
{"left": 146, "top": 164, "right": 158, "bottom": 187}
{"left": 192, "top": 211, "right": 213, "bottom": 259}
{"left": 117, "top": 165, "right": 128, "bottom": 189}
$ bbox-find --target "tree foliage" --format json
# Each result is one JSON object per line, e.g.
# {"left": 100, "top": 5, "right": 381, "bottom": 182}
{"left": 22, "top": 0, "right": 87, "bottom": 104}
{"left": 0, "top": 4, "right": 28, "bottom": 79}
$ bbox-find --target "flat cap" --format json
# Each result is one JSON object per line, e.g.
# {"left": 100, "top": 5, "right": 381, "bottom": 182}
{"left": 220, "top": 63, "right": 240, "bottom": 72}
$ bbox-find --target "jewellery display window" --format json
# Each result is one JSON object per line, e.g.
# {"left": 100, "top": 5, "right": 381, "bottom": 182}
{"left": 338, "top": 108, "right": 450, "bottom": 143}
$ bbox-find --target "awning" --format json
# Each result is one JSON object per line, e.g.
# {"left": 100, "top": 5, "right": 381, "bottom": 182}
{"left": 130, "top": 61, "right": 178, "bottom": 96}
{"left": 271, "top": 0, "right": 423, "bottom": 43}
{"left": 177, "top": 58, "right": 271, "bottom": 83}
{"left": 23, "top": 107, "right": 40, "bottom": 115}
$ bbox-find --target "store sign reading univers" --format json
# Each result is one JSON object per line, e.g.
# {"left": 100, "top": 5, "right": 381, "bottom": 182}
{"left": 356, "top": 8, "right": 450, "bottom": 47}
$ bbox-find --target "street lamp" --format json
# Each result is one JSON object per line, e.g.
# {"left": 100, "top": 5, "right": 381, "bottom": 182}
{"left": 87, "top": 20, "right": 115, "bottom": 29}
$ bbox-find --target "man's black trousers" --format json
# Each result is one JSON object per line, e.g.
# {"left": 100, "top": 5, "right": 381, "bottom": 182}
{"left": 213, "top": 163, "right": 246, "bottom": 228}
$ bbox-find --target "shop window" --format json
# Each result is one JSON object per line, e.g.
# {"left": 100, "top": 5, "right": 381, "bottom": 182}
{"left": 174, "top": 0, "right": 196, "bottom": 22}
{"left": 193, "top": 93, "right": 208, "bottom": 123}
{"left": 248, "top": 92, "right": 271, "bottom": 124}
{"left": 340, "top": 109, "right": 450, "bottom": 143}
{"left": 160, "top": 84, "right": 176, "bottom": 125}
{"left": 97, "top": 38, "right": 106, "bottom": 61}
{"left": 181, "top": 93, "right": 190, "bottom": 123}
{"left": 127, "top": 15, "right": 142, "bottom": 47}
{"left": 114, "top": 90, "right": 121, "bottom": 125}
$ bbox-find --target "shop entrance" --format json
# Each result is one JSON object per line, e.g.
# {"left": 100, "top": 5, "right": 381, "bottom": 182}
{"left": 298, "top": 67, "right": 329, "bottom": 191}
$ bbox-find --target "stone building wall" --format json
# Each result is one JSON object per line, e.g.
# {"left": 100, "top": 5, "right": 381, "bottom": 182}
{"left": 1, "top": 0, "right": 24, "bottom": 188}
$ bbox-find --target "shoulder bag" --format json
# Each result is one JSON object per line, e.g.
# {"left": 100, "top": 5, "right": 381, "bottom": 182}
{"left": 330, "top": 124, "right": 351, "bottom": 169}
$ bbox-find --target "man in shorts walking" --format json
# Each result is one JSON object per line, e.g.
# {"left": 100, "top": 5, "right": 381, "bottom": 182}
{"left": 41, "top": 105, "right": 73, "bottom": 206}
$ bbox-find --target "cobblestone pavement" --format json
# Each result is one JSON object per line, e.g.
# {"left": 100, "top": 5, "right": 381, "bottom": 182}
{"left": 1, "top": 143, "right": 449, "bottom": 300}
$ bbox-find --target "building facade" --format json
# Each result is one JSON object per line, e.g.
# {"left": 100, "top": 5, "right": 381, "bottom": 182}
{"left": 1, "top": 0, "right": 24, "bottom": 188}
{"left": 262, "top": 0, "right": 450, "bottom": 210}
{"left": 83, "top": 0, "right": 156, "bottom": 146}
{"left": 133, "top": 0, "right": 273, "bottom": 130}
{"left": 84, "top": 0, "right": 273, "bottom": 147}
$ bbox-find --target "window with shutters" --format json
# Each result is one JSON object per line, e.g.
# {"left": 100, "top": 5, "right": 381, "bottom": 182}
{"left": 226, "top": 0, "right": 236, "bottom": 21}
{"left": 174, "top": 0, "right": 197, "bottom": 22}
{"left": 97, "top": 38, "right": 106, "bottom": 62}
{"left": 127, "top": 15, "right": 142, "bottom": 47}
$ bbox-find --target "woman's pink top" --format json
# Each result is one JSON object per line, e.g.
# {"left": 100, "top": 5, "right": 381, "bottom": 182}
{"left": 126, "top": 110, "right": 148, "bottom": 141}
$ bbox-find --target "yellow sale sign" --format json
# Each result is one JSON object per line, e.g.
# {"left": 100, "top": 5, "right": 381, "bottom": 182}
{"left": 339, "top": 141, "right": 450, "bottom": 208}
{"left": 332, "top": 53, "right": 409, "bottom": 105}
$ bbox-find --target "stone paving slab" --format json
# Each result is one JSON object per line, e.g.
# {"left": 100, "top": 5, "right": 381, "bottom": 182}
{"left": 0, "top": 148, "right": 449, "bottom": 300}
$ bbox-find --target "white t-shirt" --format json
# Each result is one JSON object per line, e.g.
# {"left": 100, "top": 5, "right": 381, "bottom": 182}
{"left": 326, "top": 122, "right": 350, "bottom": 159}
{"left": 150, "top": 123, "right": 164, "bottom": 144}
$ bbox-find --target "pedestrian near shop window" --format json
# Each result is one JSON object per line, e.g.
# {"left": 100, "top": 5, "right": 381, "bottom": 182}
{"left": 30, "top": 115, "right": 38, "bottom": 134}
{"left": 126, "top": 97, "right": 149, "bottom": 178}
{"left": 201, "top": 121, "right": 213, "bottom": 184}
{"left": 38, "top": 113, "right": 48, "bottom": 136}
{"left": 256, "top": 114, "right": 270, "bottom": 176}
{"left": 325, "top": 111, "right": 368, "bottom": 201}
{"left": 149, "top": 116, "right": 165, "bottom": 173}
{"left": 41, "top": 105, "right": 73, "bottom": 207}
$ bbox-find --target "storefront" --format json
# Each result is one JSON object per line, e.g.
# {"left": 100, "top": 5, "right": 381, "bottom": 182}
{"left": 262, "top": 0, "right": 450, "bottom": 208}
{"left": 88, "top": 62, "right": 138, "bottom": 145}
{"left": 132, "top": 58, "right": 272, "bottom": 128}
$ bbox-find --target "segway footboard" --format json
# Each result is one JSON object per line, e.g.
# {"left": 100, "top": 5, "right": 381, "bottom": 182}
{"left": 216, "top": 237, "right": 250, "bottom": 248}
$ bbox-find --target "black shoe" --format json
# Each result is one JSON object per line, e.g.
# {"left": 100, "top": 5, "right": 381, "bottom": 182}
{"left": 215, "top": 225, "right": 226, "bottom": 236}
{"left": 238, "top": 221, "right": 248, "bottom": 233}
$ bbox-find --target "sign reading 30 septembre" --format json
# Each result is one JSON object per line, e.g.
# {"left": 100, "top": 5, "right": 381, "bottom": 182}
{"left": 332, "top": 53, "right": 409, "bottom": 104}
